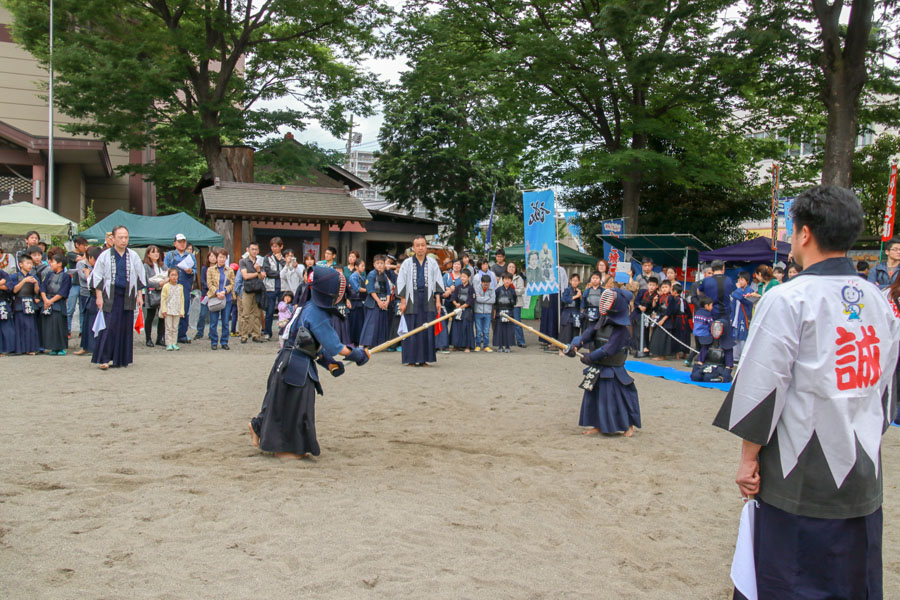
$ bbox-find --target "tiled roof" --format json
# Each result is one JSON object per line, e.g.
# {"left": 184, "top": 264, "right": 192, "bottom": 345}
{"left": 201, "top": 182, "right": 371, "bottom": 222}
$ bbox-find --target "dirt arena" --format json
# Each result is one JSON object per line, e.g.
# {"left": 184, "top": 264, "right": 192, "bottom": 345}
{"left": 1, "top": 329, "right": 898, "bottom": 599}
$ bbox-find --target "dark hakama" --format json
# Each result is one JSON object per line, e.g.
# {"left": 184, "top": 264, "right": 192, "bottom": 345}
{"left": 330, "top": 312, "right": 351, "bottom": 345}
{"left": 494, "top": 314, "right": 516, "bottom": 348}
{"left": 252, "top": 351, "right": 321, "bottom": 456}
{"left": 579, "top": 366, "right": 642, "bottom": 433}
{"left": 41, "top": 310, "right": 68, "bottom": 352}
{"left": 449, "top": 315, "right": 475, "bottom": 349}
{"left": 401, "top": 289, "right": 437, "bottom": 365}
{"left": 92, "top": 288, "right": 134, "bottom": 367}
{"left": 648, "top": 325, "right": 674, "bottom": 356}
{"left": 349, "top": 305, "right": 365, "bottom": 345}
{"left": 0, "top": 300, "right": 15, "bottom": 354}
{"left": 539, "top": 294, "right": 559, "bottom": 341}
{"left": 359, "top": 306, "right": 390, "bottom": 347}
{"left": 14, "top": 312, "right": 39, "bottom": 354}
{"left": 80, "top": 298, "right": 98, "bottom": 353}
{"left": 435, "top": 306, "right": 450, "bottom": 350}
{"left": 673, "top": 312, "right": 692, "bottom": 350}
{"left": 733, "top": 499, "right": 882, "bottom": 600}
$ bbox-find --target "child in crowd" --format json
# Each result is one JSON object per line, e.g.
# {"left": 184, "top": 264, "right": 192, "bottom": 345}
{"left": 450, "top": 269, "right": 475, "bottom": 352}
{"left": 0, "top": 268, "right": 15, "bottom": 355}
{"left": 494, "top": 272, "right": 517, "bottom": 352}
{"left": 276, "top": 291, "right": 294, "bottom": 348}
{"left": 474, "top": 274, "right": 494, "bottom": 352}
{"left": 580, "top": 271, "right": 605, "bottom": 350}
{"left": 670, "top": 283, "right": 693, "bottom": 360}
{"left": 691, "top": 296, "right": 714, "bottom": 365}
{"left": 11, "top": 254, "right": 40, "bottom": 354}
{"left": 40, "top": 254, "right": 71, "bottom": 355}
{"left": 160, "top": 267, "right": 185, "bottom": 351}
{"left": 648, "top": 279, "right": 674, "bottom": 360}
{"left": 359, "top": 255, "right": 393, "bottom": 348}
{"left": 559, "top": 273, "right": 582, "bottom": 346}
{"left": 730, "top": 271, "right": 756, "bottom": 362}
{"left": 348, "top": 259, "right": 367, "bottom": 346}
{"left": 632, "top": 276, "right": 658, "bottom": 355}
{"left": 75, "top": 247, "right": 102, "bottom": 355}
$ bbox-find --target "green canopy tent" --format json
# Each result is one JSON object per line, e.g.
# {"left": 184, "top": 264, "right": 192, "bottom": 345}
{"left": 0, "top": 201, "right": 77, "bottom": 238}
{"left": 81, "top": 210, "right": 223, "bottom": 247}
{"left": 502, "top": 242, "right": 597, "bottom": 266}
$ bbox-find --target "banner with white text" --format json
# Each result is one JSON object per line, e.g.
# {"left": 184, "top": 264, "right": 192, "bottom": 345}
{"left": 523, "top": 189, "right": 559, "bottom": 295}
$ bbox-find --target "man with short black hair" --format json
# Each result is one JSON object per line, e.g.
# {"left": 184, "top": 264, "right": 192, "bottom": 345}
{"left": 856, "top": 260, "right": 869, "bottom": 280}
{"left": 632, "top": 257, "right": 655, "bottom": 289}
{"left": 164, "top": 233, "right": 195, "bottom": 343}
{"left": 262, "top": 237, "right": 285, "bottom": 340}
{"left": 239, "top": 242, "right": 264, "bottom": 343}
{"left": 490, "top": 249, "right": 507, "bottom": 279}
{"left": 714, "top": 185, "right": 899, "bottom": 599}
{"left": 869, "top": 237, "right": 900, "bottom": 289}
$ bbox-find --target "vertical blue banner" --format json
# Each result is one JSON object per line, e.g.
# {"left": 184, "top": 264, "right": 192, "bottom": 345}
{"left": 782, "top": 197, "right": 794, "bottom": 243}
{"left": 563, "top": 211, "right": 585, "bottom": 253}
{"left": 523, "top": 190, "right": 559, "bottom": 295}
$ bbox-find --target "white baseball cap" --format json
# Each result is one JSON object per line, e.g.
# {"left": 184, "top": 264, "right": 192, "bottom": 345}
{"left": 174, "top": 233, "right": 186, "bottom": 241}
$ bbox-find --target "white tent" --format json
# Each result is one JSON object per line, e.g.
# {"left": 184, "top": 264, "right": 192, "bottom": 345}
{"left": 0, "top": 202, "right": 77, "bottom": 237}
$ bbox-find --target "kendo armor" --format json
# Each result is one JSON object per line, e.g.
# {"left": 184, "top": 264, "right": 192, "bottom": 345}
{"left": 497, "top": 289, "right": 513, "bottom": 322}
{"left": 706, "top": 320, "right": 726, "bottom": 365}
{"left": 291, "top": 321, "right": 321, "bottom": 358}
{"left": 591, "top": 323, "right": 627, "bottom": 367}
{"left": 583, "top": 287, "right": 605, "bottom": 322}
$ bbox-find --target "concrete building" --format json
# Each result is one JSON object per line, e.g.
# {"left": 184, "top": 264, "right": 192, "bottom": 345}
{"left": 0, "top": 7, "right": 154, "bottom": 223}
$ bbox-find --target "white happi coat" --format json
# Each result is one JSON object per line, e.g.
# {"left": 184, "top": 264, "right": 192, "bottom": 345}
{"left": 714, "top": 257, "right": 899, "bottom": 519}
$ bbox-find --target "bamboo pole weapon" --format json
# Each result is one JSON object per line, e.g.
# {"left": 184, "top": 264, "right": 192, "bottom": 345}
{"left": 502, "top": 314, "right": 585, "bottom": 358}
{"left": 366, "top": 307, "right": 464, "bottom": 356}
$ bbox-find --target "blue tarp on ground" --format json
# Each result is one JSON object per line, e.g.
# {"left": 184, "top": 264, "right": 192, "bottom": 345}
{"left": 625, "top": 360, "right": 732, "bottom": 391}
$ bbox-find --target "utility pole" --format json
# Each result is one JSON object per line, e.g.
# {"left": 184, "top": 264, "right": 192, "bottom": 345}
{"left": 48, "top": 0, "right": 54, "bottom": 212}
{"left": 346, "top": 115, "right": 354, "bottom": 170}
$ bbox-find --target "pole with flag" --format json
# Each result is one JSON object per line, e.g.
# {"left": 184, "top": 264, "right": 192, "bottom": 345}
{"left": 880, "top": 164, "right": 898, "bottom": 263}
{"left": 770, "top": 163, "right": 780, "bottom": 265}
{"left": 485, "top": 189, "right": 497, "bottom": 249}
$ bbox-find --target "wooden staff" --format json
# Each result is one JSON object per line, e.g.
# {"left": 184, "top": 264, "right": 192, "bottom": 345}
{"left": 367, "top": 307, "right": 464, "bottom": 356}
{"left": 502, "top": 314, "right": 585, "bottom": 358}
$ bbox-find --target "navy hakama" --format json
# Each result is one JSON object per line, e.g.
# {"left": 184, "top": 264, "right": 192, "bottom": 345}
{"left": 733, "top": 499, "right": 882, "bottom": 600}
{"left": 330, "top": 312, "right": 351, "bottom": 345}
{"left": 41, "top": 310, "right": 68, "bottom": 352}
{"left": 539, "top": 294, "right": 559, "bottom": 341}
{"left": 92, "top": 287, "right": 134, "bottom": 367}
{"left": 494, "top": 316, "right": 515, "bottom": 348}
{"left": 648, "top": 325, "right": 674, "bottom": 356}
{"left": 14, "top": 312, "right": 39, "bottom": 354}
{"left": 401, "top": 289, "right": 436, "bottom": 365}
{"left": 578, "top": 365, "right": 642, "bottom": 433}
{"left": 349, "top": 305, "right": 365, "bottom": 345}
{"left": 449, "top": 316, "right": 475, "bottom": 349}
{"left": 435, "top": 306, "right": 450, "bottom": 350}
{"left": 0, "top": 313, "right": 14, "bottom": 354}
{"left": 359, "top": 307, "right": 390, "bottom": 347}
{"left": 80, "top": 300, "right": 98, "bottom": 353}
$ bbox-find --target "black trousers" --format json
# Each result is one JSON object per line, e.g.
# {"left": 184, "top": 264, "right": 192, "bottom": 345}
{"left": 144, "top": 306, "right": 165, "bottom": 344}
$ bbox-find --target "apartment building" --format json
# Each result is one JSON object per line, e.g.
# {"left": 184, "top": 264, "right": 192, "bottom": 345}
{"left": 0, "top": 7, "right": 154, "bottom": 222}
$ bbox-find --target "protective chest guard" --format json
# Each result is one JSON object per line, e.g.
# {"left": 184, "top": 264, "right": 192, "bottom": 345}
{"left": 583, "top": 287, "right": 604, "bottom": 322}
{"left": 278, "top": 309, "right": 324, "bottom": 392}
{"left": 592, "top": 323, "right": 627, "bottom": 367}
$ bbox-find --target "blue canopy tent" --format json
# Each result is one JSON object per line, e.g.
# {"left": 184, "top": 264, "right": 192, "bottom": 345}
{"left": 699, "top": 237, "right": 791, "bottom": 264}
{"left": 81, "top": 210, "right": 224, "bottom": 247}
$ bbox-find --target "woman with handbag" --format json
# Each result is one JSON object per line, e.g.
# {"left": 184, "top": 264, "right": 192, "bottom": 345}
{"left": 206, "top": 248, "right": 235, "bottom": 350}
{"left": 143, "top": 245, "right": 166, "bottom": 347}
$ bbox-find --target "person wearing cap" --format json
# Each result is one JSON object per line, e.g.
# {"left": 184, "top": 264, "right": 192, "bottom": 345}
{"left": 164, "top": 233, "right": 195, "bottom": 344}
{"left": 248, "top": 265, "right": 370, "bottom": 459}
{"left": 564, "top": 286, "right": 641, "bottom": 437}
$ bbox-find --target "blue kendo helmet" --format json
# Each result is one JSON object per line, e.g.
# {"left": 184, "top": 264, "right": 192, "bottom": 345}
{"left": 308, "top": 265, "right": 347, "bottom": 310}
{"left": 602, "top": 288, "right": 633, "bottom": 327}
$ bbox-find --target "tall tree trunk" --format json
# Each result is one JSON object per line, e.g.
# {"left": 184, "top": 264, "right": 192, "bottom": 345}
{"left": 202, "top": 137, "right": 236, "bottom": 183}
{"left": 813, "top": 0, "right": 874, "bottom": 187}
{"left": 621, "top": 132, "right": 646, "bottom": 232}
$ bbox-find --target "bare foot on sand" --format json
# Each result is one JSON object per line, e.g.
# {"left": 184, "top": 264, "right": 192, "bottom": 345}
{"left": 623, "top": 426, "right": 635, "bottom": 438}
{"left": 248, "top": 422, "right": 260, "bottom": 448}
{"left": 582, "top": 428, "right": 600, "bottom": 435}
{"left": 274, "top": 452, "right": 307, "bottom": 460}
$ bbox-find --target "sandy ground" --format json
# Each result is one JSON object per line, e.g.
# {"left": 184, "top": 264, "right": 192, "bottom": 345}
{"left": 1, "top": 326, "right": 898, "bottom": 599}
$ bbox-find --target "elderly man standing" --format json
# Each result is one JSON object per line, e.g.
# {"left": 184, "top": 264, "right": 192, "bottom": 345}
{"left": 90, "top": 225, "right": 146, "bottom": 370}
{"left": 164, "top": 233, "right": 195, "bottom": 344}
{"left": 714, "top": 186, "right": 899, "bottom": 599}
{"left": 397, "top": 235, "right": 444, "bottom": 366}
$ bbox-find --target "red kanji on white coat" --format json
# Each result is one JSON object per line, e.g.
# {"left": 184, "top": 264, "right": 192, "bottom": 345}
{"left": 834, "top": 326, "right": 882, "bottom": 391}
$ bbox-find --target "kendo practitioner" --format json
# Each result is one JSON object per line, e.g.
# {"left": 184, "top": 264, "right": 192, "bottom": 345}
{"left": 697, "top": 260, "right": 735, "bottom": 375}
{"left": 449, "top": 270, "right": 475, "bottom": 351}
{"left": 559, "top": 273, "right": 582, "bottom": 346}
{"left": 714, "top": 185, "right": 900, "bottom": 599}
{"left": 359, "top": 255, "right": 393, "bottom": 348}
{"left": 249, "top": 266, "right": 369, "bottom": 459}
{"left": 0, "top": 268, "right": 15, "bottom": 355}
{"left": 493, "top": 272, "right": 517, "bottom": 352}
{"left": 565, "top": 287, "right": 641, "bottom": 437}
{"left": 396, "top": 236, "right": 445, "bottom": 366}
{"left": 581, "top": 271, "right": 609, "bottom": 350}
